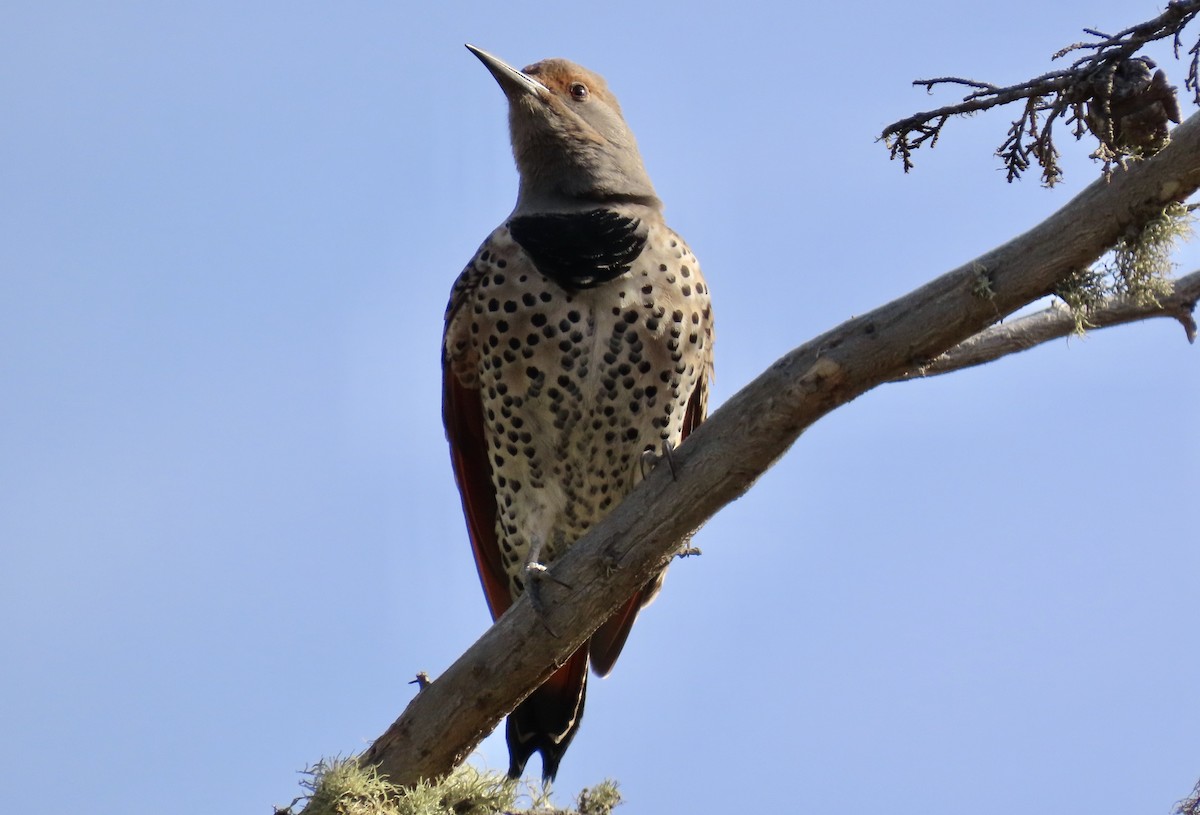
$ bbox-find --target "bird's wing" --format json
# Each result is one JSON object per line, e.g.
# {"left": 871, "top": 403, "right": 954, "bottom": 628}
{"left": 589, "top": 368, "right": 710, "bottom": 676}
{"left": 443, "top": 267, "right": 512, "bottom": 621}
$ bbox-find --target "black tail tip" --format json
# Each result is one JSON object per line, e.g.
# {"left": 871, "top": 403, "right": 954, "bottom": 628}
{"left": 506, "top": 753, "right": 561, "bottom": 785}
{"left": 504, "top": 665, "right": 587, "bottom": 784}
{"left": 506, "top": 719, "right": 570, "bottom": 784}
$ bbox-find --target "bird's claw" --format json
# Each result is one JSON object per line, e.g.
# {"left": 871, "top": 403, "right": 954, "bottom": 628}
{"left": 640, "top": 440, "right": 678, "bottom": 481}
{"left": 529, "top": 561, "right": 573, "bottom": 591}
{"left": 525, "top": 561, "right": 571, "bottom": 637}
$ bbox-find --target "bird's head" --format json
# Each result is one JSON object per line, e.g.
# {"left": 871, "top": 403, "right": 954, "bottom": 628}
{"left": 466, "top": 45, "right": 661, "bottom": 214}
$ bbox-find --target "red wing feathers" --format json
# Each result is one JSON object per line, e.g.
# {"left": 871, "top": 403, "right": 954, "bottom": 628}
{"left": 443, "top": 367, "right": 511, "bottom": 621}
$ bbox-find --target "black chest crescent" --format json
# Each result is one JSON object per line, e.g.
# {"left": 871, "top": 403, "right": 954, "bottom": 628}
{"left": 508, "top": 209, "right": 646, "bottom": 290}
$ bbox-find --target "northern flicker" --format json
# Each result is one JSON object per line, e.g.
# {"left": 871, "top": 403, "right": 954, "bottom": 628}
{"left": 442, "top": 45, "right": 714, "bottom": 782}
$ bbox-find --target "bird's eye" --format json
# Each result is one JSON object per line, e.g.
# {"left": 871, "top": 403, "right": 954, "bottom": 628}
{"left": 569, "top": 82, "right": 589, "bottom": 100}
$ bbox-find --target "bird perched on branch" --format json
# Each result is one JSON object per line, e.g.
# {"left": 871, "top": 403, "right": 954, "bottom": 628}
{"left": 442, "top": 45, "right": 714, "bottom": 782}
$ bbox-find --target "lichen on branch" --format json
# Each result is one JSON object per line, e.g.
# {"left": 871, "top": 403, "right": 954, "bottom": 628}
{"left": 1056, "top": 201, "right": 1193, "bottom": 331}
{"left": 282, "top": 757, "right": 622, "bottom": 815}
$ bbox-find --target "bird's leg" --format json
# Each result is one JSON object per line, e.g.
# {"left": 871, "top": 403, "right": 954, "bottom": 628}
{"left": 525, "top": 532, "right": 547, "bottom": 575}
{"left": 661, "top": 440, "right": 678, "bottom": 479}
{"left": 525, "top": 535, "right": 572, "bottom": 589}
{"left": 639, "top": 439, "right": 678, "bottom": 481}
{"left": 601, "top": 548, "right": 620, "bottom": 576}
{"left": 524, "top": 534, "right": 550, "bottom": 616}
{"left": 524, "top": 535, "right": 570, "bottom": 636}
{"left": 638, "top": 449, "right": 655, "bottom": 481}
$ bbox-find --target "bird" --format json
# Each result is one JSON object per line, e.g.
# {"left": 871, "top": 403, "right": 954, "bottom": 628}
{"left": 442, "top": 44, "right": 714, "bottom": 783}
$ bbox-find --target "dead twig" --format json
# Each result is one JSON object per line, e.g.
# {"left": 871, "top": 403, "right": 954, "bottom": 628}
{"left": 896, "top": 269, "right": 1200, "bottom": 379}
{"left": 882, "top": 0, "right": 1198, "bottom": 181}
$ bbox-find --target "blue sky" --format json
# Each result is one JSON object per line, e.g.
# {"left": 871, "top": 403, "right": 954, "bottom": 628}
{"left": 2, "top": 2, "right": 1197, "bottom": 813}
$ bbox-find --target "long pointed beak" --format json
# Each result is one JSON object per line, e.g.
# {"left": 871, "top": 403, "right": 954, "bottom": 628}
{"left": 465, "top": 44, "right": 548, "bottom": 99}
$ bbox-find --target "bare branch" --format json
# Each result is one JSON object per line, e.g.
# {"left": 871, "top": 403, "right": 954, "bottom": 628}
{"left": 915, "top": 77, "right": 1000, "bottom": 93}
{"left": 1176, "top": 778, "right": 1200, "bottom": 815}
{"left": 882, "top": 0, "right": 1200, "bottom": 180}
{"left": 332, "top": 112, "right": 1200, "bottom": 798}
{"left": 896, "top": 269, "right": 1200, "bottom": 379}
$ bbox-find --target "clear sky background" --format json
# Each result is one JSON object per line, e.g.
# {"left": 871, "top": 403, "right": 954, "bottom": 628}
{"left": 3, "top": 2, "right": 1197, "bottom": 813}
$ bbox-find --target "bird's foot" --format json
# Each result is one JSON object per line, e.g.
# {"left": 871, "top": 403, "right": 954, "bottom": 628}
{"left": 525, "top": 564, "right": 556, "bottom": 636}
{"left": 639, "top": 440, "right": 678, "bottom": 481}
{"left": 525, "top": 561, "right": 572, "bottom": 637}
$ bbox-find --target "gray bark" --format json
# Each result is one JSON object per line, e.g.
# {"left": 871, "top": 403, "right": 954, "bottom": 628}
{"left": 897, "top": 270, "right": 1200, "bottom": 379}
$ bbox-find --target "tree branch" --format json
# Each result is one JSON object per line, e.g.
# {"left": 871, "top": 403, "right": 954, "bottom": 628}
{"left": 337, "top": 112, "right": 1200, "bottom": 797}
{"left": 1177, "top": 777, "right": 1200, "bottom": 815}
{"left": 895, "top": 268, "right": 1200, "bottom": 379}
{"left": 881, "top": 0, "right": 1199, "bottom": 181}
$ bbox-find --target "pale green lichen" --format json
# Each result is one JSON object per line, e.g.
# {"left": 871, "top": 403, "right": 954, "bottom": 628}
{"left": 282, "top": 759, "right": 621, "bottom": 815}
{"left": 971, "top": 263, "right": 996, "bottom": 301}
{"left": 1056, "top": 202, "right": 1191, "bottom": 333}
{"left": 1055, "top": 266, "right": 1109, "bottom": 334}
{"left": 575, "top": 780, "right": 622, "bottom": 815}
{"left": 288, "top": 759, "right": 515, "bottom": 815}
